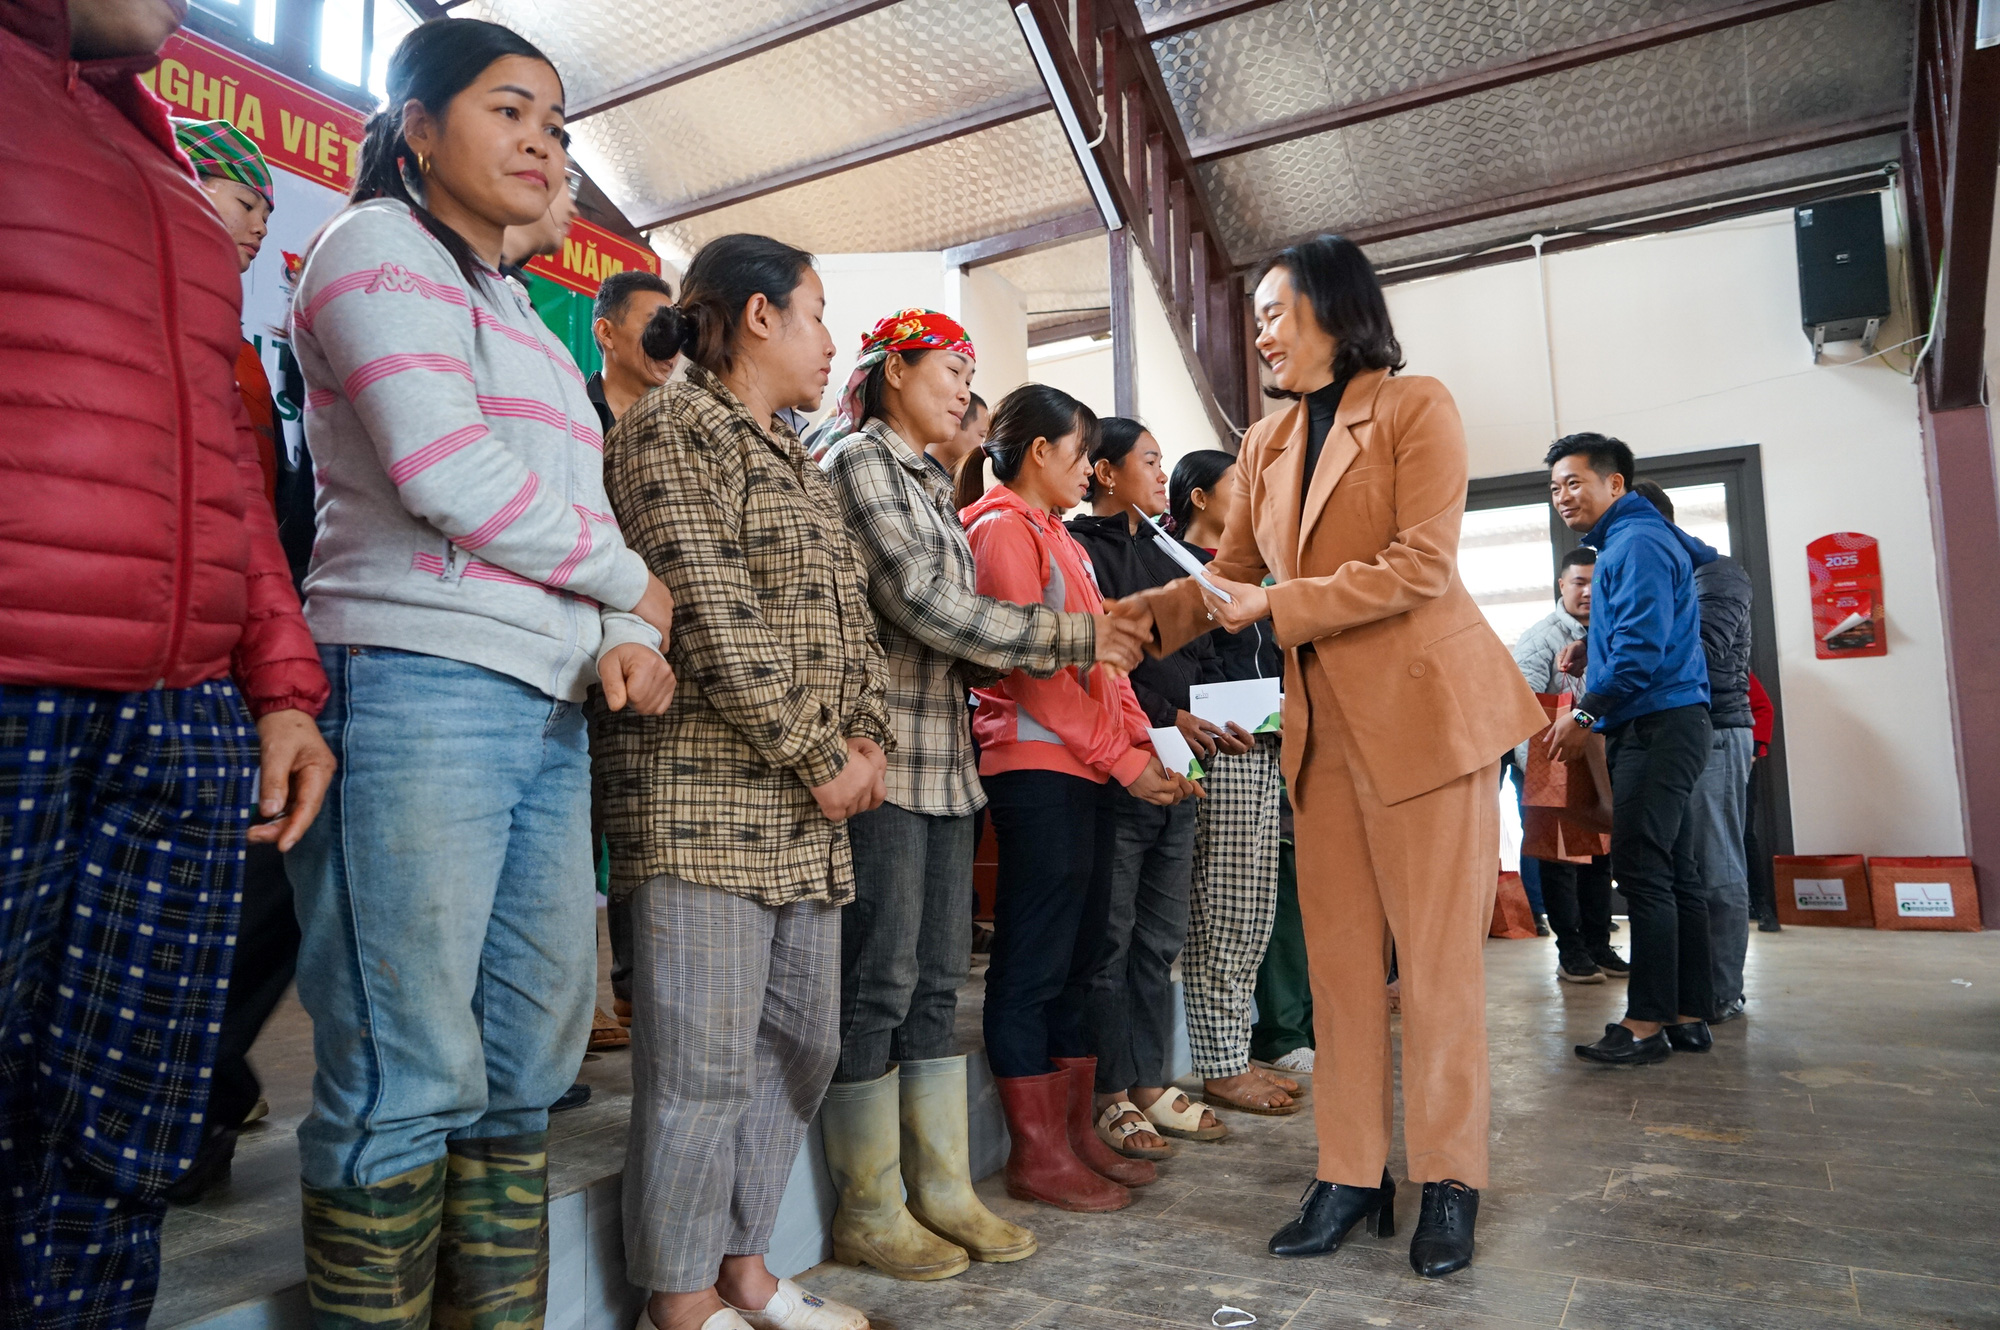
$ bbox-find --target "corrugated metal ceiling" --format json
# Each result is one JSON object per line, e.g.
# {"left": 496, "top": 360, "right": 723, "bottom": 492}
{"left": 461, "top": 0, "right": 1912, "bottom": 271}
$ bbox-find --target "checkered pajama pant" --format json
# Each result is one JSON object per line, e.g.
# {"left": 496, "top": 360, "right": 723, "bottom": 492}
{"left": 1181, "top": 738, "right": 1285, "bottom": 1079}
{"left": 0, "top": 682, "right": 256, "bottom": 1330}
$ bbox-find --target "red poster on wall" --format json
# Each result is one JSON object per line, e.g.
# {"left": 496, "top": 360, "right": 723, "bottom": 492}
{"left": 1807, "top": 532, "right": 1886, "bottom": 658}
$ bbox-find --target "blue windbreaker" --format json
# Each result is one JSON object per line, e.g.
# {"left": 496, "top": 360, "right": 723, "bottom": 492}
{"left": 1578, "top": 491, "right": 1716, "bottom": 730}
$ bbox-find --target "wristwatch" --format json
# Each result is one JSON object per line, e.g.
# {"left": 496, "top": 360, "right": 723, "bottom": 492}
{"left": 1569, "top": 706, "right": 1597, "bottom": 729}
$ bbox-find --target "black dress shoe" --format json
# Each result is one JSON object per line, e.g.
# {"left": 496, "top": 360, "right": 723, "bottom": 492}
{"left": 1534, "top": 913, "right": 1550, "bottom": 937}
{"left": 1575, "top": 1023, "right": 1671, "bottom": 1065}
{"left": 1589, "top": 945, "right": 1630, "bottom": 976}
{"left": 1410, "top": 1180, "right": 1479, "bottom": 1277}
{"left": 1268, "top": 1169, "right": 1396, "bottom": 1257}
{"left": 1664, "top": 1019, "right": 1712, "bottom": 1052}
{"left": 1710, "top": 997, "right": 1745, "bottom": 1024}
{"left": 163, "top": 1126, "right": 238, "bottom": 1205}
{"left": 551, "top": 1082, "right": 592, "bottom": 1112}
{"left": 1758, "top": 915, "right": 1782, "bottom": 933}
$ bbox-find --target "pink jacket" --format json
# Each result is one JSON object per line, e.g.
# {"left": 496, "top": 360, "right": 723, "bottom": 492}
{"left": 960, "top": 485, "right": 1152, "bottom": 786}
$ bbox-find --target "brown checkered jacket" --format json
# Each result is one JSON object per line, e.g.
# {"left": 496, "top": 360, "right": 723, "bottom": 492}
{"left": 590, "top": 367, "right": 892, "bottom": 906}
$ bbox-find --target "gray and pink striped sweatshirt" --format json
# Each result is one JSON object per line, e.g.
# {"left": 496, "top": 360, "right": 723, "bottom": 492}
{"left": 290, "top": 200, "right": 660, "bottom": 702}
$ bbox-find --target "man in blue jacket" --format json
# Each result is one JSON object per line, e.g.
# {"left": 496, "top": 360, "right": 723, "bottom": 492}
{"left": 1543, "top": 434, "right": 1717, "bottom": 1066}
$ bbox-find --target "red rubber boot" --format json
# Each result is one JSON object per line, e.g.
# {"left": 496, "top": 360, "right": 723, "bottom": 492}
{"left": 1049, "top": 1056, "right": 1158, "bottom": 1187}
{"left": 994, "top": 1071, "right": 1131, "bottom": 1213}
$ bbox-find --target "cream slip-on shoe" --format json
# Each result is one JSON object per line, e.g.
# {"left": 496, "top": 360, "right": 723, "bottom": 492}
{"left": 727, "top": 1278, "right": 869, "bottom": 1330}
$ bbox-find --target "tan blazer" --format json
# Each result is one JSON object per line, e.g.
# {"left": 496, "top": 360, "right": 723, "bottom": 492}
{"left": 1145, "top": 368, "right": 1545, "bottom": 805}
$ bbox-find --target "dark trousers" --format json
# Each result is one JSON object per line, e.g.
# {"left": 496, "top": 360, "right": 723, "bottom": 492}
{"left": 209, "top": 842, "right": 301, "bottom": 1128}
{"left": 1606, "top": 705, "right": 1715, "bottom": 1024}
{"left": 1250, "top": 840, "right": 1313, "bottom": 1062}
{"left": 1498, "top": 759, "right": 1544, "bottom": 915}
{"left": 835, "top": 801, "right": 975, "bottom": 1083}
{"left": 1744, "top": 762, "right": 1776, "bottom": 923}
{"left": 982, "top": 771, "right": 1116, "bottom": 1079}
{"left": 1538, "top": 854, "right": 1613, "bottom": 965}
{"left": 0, "top": 681, "right": 254, "bottom": 1330}
{"left": 1054, "top": 792, "right": 1196, "bottom": 1093}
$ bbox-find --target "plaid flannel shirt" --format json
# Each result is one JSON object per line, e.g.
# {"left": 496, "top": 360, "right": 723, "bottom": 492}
{"left": 590, "top": 367, "right": 892, "bottom": 907}
{"left": 821, "top": 420, "right": 1095, "bottom": 816}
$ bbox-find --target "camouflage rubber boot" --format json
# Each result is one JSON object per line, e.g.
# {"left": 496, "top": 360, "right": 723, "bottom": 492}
{"left": 300, "top": 1158, "right": 446, "bottom": 1330}
{"left": 431, "top": 1132, "right": 551, "bottom": 1330}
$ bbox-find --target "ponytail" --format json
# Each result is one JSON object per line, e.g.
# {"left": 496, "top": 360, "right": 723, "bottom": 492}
{"left": 956, "top": 384, "right": 1099, "bottom": 512}
{"left": 350, "top": 19, "right": 558, "bottom": 287}
{"left": 640, "top": 233, "right": 816, "bottom": 375}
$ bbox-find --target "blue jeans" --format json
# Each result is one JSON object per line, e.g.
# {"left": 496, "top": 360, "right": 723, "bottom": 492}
{"left": 288, "top": 646, "right": 595, "bottom": 1188}
{"left": 1500, "top": 759, "right": 1545, "bottom": 915}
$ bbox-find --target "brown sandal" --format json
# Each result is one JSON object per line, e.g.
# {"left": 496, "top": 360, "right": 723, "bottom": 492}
{"left": 1203, "top": 1074, "right": 1301, "bottom": 1116}
{"left": 588, "top": 1006, "right": 630, "bottom": 1051}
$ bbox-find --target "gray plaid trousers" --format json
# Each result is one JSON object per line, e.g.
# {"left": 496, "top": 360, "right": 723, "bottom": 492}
{"left": 1182, "top": 739, "right": 1284, "bottom": 1078}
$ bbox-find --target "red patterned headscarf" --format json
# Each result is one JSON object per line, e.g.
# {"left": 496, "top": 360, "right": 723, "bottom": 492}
{"left": 807, "top": 308, "right": 976, "bottom": 460}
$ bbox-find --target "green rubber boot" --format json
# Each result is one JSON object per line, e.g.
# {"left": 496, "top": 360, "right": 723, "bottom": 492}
{"left": 432, "top": 1132, "right": 551, "bottom": 1330}
{"left": 300, "top": 1158, "right": 445, "bottom": 1330}
{"left": 901, "top": 1056, "right": 1037, "bottom": 1262}
{"left": 823, "top": 1067, "right": 972, "bottom": 1280}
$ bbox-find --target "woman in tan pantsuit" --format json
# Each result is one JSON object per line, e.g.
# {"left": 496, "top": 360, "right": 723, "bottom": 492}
{"left": 1124, "top": 235, "right": 1544, "bottom": 1278}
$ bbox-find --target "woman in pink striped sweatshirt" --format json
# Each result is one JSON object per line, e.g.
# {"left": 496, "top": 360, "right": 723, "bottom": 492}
{"left": 282, "top": 19, "right": 674, "bottom": 1321}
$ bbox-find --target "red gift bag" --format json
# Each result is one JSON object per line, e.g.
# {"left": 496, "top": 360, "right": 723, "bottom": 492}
{"left": 1522, "top": 693, "right": 1612, "bottom": 862}
{"left": 1490, "top": 870, "right": 1538, "bottom": 939}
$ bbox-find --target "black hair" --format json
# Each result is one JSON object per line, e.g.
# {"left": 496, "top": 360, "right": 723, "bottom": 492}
{"left": 594, "top": 269, "right": 674, "bottom": 328}
{"left": 954, "top": 383, "right": 1100, "bottom": 512}
{"left": 1086, "top": 417, "right": 1148, "bottom": 503}
{"left": 961, "top": 392, "right": 988, "bottom": 426}
{"left": 1169, "top": 449, "right": 1236, "bottom": 536}
{"left": 1255, "top": 233, "right": 1403, "bottom": 398}
{"left": 641, "top": 233, "right": 815, "bottom": 374}
{"left": 1630, "top": 478, "right": 1673, "bottom": 521}
{"left": 351, "top": 19, "right": 559, "bottom": 286}
{"left": 1558, "top": 545, "right": 1598, "bottom": 580}
{"left": 859, "top": 350, "right": 932, "bottom": 427}
{"left": 1544, "top": 432, "right": 1636, "bottom": 489}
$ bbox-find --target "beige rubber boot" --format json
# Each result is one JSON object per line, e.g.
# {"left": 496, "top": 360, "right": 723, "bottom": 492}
{"left": 900, "top": 1056, "right": 1037, "bottom": 1262}
{"left": 821, "top": 1067, "right": 971, "bottom": 1280}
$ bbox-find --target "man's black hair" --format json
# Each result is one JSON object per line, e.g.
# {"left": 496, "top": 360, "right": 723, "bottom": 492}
{"left": 1544, "top": 431, "right": 1635, "bottom": 489}
{"left": 593, "top": 269, "right": 674, "bottom": 328}
{"left": 962, "top": 391, "right": 987, "bottom": 424}
{"left": 1558, "top": 545, "right": 1598, "bottom": 575}
{"left": 1629, "top": 478, "right": 1673, "bottom": 521}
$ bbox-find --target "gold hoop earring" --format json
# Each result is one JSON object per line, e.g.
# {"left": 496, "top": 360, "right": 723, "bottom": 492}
{"left": 415, "top": 152, "right": 431, "bottom": 175}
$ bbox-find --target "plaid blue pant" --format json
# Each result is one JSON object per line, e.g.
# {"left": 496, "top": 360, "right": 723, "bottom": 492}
{"left": 0, "top": 682, "right": 256, "bottom": 1330}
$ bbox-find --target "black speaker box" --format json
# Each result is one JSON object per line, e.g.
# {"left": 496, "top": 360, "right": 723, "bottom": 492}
{"left": 1795, "top": 194, "right": 1890, "bottom": 346}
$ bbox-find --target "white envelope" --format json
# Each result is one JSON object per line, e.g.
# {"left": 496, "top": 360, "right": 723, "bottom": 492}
{"left": 1146, "top": 725, "right": 1206, "bottom": 781}
{"left": 1188, "top": 677, "right": 1282, "bottom": 735}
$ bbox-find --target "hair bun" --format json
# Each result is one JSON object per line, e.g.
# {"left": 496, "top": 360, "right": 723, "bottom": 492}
{"left": 641, "top": 303, "right": 696, "bottom": 362}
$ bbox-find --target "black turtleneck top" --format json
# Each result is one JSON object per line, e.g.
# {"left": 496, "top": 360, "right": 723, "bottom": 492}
{"left": 1302, "top": 376, "right": 1348, "bottom": 501}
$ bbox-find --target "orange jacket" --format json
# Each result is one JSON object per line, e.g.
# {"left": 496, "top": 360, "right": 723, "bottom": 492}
{"left": 960, "top": 484, "right": 1152, "bottom": 786}
{"left": 1139, "top": 369, "right": 1543, "bottom": 804}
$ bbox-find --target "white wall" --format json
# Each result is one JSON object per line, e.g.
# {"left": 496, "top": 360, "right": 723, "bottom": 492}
{"left": 954, "top": 265, "right": 1032, "bottom": 407}
{"left": 1384, "top": 200, "right": 1964, "bottom": 857}
{"left": 1029, "top": 341, "right": 1115, "bottom": 418}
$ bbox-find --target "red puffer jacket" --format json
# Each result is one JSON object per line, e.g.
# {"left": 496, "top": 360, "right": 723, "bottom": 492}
{"left": 0, "top": 0, "right": 326, "bottom": 718}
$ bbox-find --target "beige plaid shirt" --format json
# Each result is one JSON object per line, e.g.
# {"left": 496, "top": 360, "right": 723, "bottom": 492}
{"left": 821, "top": 420, "right": 1095, "bottom": 817}
{"left": 590, "top": 367, "right": 892, "bottom": 907}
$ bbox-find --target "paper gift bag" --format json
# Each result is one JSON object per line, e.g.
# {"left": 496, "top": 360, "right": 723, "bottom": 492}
{"left": 1521, "top": 693, "right": 1612, "bottom": 863}
{"left": 1490, "top": 869, "right": 1538, "bottom": 939}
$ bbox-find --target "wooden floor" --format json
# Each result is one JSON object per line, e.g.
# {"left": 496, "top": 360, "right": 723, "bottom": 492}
{"left": 799, "top": 926, "right": 2000, "bottom": 1330}
{"left": 156, "top": 921, "right": 2000, "bottom": 1329}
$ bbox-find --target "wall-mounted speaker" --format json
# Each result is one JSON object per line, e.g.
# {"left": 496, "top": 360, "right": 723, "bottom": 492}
{"left": 1795, "top": 193, "right": 1891, "bottom": 360}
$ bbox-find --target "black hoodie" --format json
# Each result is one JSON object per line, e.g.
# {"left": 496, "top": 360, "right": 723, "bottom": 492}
{"left": 1067, "top": 511, "right": 1217, "bottom": 727}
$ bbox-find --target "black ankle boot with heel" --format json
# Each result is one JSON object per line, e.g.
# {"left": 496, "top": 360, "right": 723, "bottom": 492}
{"left": 1267, "top": 1169, "right": 1395, "bottom": 1257}
{"left": 1410, "top": 1179, "right": 1479, "bottom": 1277}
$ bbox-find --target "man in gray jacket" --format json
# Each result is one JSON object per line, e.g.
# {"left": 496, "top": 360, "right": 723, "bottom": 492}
{"left": 1632, "top": 482, "right": 1755, "bottom": 1023}
{"left": 1513, "top": 546, "right": 1626, "bottom": 983}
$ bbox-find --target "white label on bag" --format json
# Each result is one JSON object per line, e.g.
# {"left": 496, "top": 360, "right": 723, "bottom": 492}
{"left": 1793, "top": 878, "right": 1848, "bottom": 910}
{"left": 1894, "top": 882, "right": 1955, "bottom": 917}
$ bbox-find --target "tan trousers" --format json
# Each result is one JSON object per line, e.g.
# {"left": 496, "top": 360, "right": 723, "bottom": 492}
{"left": 1292, "top": 654, "right": 1498, "bottom": 1189}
